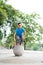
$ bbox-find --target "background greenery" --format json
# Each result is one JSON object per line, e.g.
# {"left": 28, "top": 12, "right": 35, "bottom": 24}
{"left": 0, "top": 0, "right": 43, "bottom": 50}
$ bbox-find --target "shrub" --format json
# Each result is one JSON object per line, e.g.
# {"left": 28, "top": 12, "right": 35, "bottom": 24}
{"left": 31, "top": 44, "right": 39, "bottom": 50}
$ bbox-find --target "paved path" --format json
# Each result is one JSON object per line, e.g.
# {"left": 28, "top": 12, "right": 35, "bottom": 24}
{"left": 0, "top": 49, "right": 43, "bottom": 65}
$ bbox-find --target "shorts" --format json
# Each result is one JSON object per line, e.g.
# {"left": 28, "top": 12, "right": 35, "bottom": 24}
{"left": 16, "top": 35, "right": 23, "bottom": 44}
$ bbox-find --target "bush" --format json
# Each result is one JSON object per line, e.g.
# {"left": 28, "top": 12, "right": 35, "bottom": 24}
{"left": 5, "top": 43, "right": 10, "bottom": 49}
{"left": 0, "top": 40, "right": 4, "bottom": 46}
{"left": 31, "top": 44, "right": 39, "bottom": 50}
{"left": 41, "top": 44, "right": 43, "bottom": 47}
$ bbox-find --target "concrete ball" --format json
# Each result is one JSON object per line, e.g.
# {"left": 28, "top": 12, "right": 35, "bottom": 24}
{"left": 13, "top": 45, "right": 24, "bottom": 56}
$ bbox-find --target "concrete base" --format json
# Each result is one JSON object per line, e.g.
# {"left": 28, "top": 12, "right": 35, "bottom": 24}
{"left": 13, "top": 45, "right": 24, "bottom": 56}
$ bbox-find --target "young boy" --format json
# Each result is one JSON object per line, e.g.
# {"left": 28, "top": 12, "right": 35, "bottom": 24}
{"left": 14, "top": 22, "right": 26, "bottom": 45}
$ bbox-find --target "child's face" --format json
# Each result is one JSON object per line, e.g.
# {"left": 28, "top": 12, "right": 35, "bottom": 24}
{"left": 18, "top": 23, "right": 22, "bottom": 28}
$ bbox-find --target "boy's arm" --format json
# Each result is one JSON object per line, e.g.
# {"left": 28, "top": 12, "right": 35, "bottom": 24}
{"left": 24, "top": 31, "right": 26, "bottom": 36}
{"left": 22, "top": 31, "right": 26, "bottom": 40}
{"left": 14, "top": 32, "right": 16, "bottom": 40}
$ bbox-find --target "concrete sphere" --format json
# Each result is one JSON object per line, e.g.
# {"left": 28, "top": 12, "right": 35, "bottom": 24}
{"left": 13, "top": 45, "right": 24, "bottom": 56}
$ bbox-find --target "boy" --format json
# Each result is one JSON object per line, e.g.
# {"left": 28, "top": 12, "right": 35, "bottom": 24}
{"left": 14, "top": 22, "right": 26, "bottom": 45}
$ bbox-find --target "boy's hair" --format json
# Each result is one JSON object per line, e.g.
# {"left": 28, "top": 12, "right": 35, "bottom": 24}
{"left": 18, "top": 22, "right": 21, "bottom": 25}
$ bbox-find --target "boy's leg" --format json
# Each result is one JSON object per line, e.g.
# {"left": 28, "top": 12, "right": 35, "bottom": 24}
{"left": 16, "top": 35, "right": 21, "bottom": 45}
{"left": 20, "top": 37, "right": 24, "bottom": 45}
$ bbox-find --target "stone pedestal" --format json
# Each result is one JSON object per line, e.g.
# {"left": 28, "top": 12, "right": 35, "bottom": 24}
{"left": 13, "top": 45, "right": 24, "bottom": 56}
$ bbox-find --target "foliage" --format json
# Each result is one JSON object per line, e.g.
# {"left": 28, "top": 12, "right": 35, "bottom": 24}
{"left": 41, "top": 44, "right": 43, "bottom": 47}
{"left": 0, "top": 0, "right": 7, "bottom": 26}
{"left": 0, "top": 40, "right": 4, "bottom": 46}
{"left": 5, "top": 43, "right": 9, "bottom": 48}
{"left": 0, "top": 30, "right": 3, "bottom": 40}
{"left": 31, "top": 43, "right": 39, "bottom": 50}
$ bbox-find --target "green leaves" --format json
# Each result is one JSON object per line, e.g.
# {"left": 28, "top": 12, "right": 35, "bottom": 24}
{"left": 0, "top": 0, "right": 7, "bottom": 26}
{"left": 0, "top": 30, "right": 3, "bottom": 40}
{"left": 0, "top": 8, "right": 7, "bottom": 25}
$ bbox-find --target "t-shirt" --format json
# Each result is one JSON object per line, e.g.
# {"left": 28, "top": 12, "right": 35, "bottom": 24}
{"left": 15, "top": 28, "right": 25, "bottom": 37}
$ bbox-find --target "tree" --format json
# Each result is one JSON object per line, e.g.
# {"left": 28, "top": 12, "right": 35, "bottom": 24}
{"left": 0, "top": 0, "right": 7, "bottom": 26}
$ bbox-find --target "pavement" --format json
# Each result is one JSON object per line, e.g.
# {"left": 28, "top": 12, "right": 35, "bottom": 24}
{"left": 0, "top": 48, "right": 43, "bottom": 65}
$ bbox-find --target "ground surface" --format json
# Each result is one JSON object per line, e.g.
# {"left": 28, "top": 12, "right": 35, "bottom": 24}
{"left": 0, "top": 48, "right": 43, "bottom": 65}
